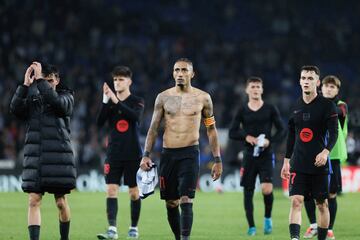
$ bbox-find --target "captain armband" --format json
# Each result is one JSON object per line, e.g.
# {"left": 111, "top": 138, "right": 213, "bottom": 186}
{"left": 203, "top": 116, "right": 216, "bottom": 128}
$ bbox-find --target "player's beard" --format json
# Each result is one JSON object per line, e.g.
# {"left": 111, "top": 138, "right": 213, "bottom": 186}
{"left": 304, "top": 91, "right": 310, "bottom": 95}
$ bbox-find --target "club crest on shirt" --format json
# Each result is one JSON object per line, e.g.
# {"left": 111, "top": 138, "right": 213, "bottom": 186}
{"left": 116, "top": 119, "right": 129, "bottom": 132}
{"left": 300, "top": 128, "right": 313, "bottom": 142}
{"left": 302, "top": 113, "right": 310, "bottom": 121}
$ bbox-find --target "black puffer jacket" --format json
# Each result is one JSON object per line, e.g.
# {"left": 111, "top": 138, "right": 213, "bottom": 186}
{"left": 10, "top": 79, "right": 76, "bottom": 193}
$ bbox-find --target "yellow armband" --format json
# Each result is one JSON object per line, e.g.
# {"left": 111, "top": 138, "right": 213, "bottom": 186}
{"left": 203, "top": 116, "right": 216, "bottom": 127}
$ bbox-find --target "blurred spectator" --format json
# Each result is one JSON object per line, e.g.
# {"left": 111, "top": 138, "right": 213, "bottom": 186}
{"left": 1, "top": 0, "right": 360, "bottom": 168}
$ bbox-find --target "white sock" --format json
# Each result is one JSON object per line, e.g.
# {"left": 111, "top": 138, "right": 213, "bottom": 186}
{"left": 108, "top": 226, "right": 117, "bottom": 232}
{"left": 129, "top": 226, "right": 138, "bottom": 230}
{"left": 310, "top": 223, "right": 318, "bottom": 229}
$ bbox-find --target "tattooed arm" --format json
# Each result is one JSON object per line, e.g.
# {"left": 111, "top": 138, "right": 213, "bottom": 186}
{"left": 202, "top": 93, "right": 223, "bottom": 180}
{"left": 140, "top": 93, "right": 164, "bottom": 170}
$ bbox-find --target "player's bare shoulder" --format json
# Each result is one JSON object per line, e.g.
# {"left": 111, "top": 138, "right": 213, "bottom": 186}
{"left": 177, "top": 87, "right": 206, "bottom": 106}
{"left": 192, "top": 87, "right": 206, "bottom": 96}
{"left": 202, "top": 90, "right": 212, "bottom": 106}
{"left": 155, "top": 88, "right": 174, "bottom": 106}
{"left": 194, "top": 88, "right": 213, "bottom": 116}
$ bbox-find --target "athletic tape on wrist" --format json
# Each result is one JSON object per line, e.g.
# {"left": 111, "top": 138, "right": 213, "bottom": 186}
{"left": 103, "top": 94, "right": 110, "bottom": 103}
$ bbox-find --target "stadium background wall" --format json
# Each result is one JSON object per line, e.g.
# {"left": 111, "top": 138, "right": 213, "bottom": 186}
{"left": 1, "top": 166, "right": 360, "bottom": 193}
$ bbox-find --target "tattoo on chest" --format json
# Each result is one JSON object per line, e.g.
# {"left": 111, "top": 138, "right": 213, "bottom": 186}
{"left": 163, "top": 94, "right": 203, "bottom": 115}
{"left": 164, "top": 96, "right": 182, "bottom": 114}
{"left": 182, "top": 98, "right": 201, "bottom": 109}
{"left": 183, "top": 98, "right": 203, "bottom": 116}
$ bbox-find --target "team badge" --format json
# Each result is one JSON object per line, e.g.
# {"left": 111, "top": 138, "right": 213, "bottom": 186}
{"left": 302, "top": 113, "right": 310, "bottom": 121}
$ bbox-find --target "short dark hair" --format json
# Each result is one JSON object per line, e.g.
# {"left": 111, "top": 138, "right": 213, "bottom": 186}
{"left": 111, "top": 66, "right": 132, "bottom": 78}
{"left": 246, "top": 76, "right": 263, "bottom": 86}
{"left": 175, "top": 58, "right": 193, "bottom": 67}
{"left": 322, "top": 75, "right": 341, "bottom": 88}
{"left": 42, "top": 63, "right": 60, "bottom": 78}
{"left": 301, "top": 65, "right": 320, "bottom": 76}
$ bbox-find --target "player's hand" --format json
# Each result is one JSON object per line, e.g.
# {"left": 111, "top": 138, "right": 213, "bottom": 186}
{"left": 103, "top": 83, "right": 119, "bottom": 104}
{"left": 31, "top": 61, "right": 43, "bottom": 80}
{"left": 140, "top": 157, "right": 153, "bottom": 171}
{"left": 211, "top": 162, "right": 223, "bottom": 181}
{"left": 315, "top": 149, "right": 329, "bottom": 167}
{"left": 245, "top": 135, "right": 257, "bottom": 146}
{"left": 24, "top": 65, "right": 35, "bottom": 86}
{"left": 281, "top": 160, "right": 290, "bottom": 180}
{"left": 263, "top": 138, "right": 270, "bottom": 148}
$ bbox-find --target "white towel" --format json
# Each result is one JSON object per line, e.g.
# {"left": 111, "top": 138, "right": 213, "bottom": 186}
{"left": 136, "top": 166, "right": 158, "bottom": 199}
{"left": 253, "top": 134, "right": 265, "bottom": 157}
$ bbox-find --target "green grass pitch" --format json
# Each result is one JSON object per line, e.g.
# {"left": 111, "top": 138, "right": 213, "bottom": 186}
{"left": 1, "top": 190, "right": 359, "bottom": 239}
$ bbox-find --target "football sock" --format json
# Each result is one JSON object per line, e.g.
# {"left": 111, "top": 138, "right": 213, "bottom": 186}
{"left": 167, "top": 205, "right": 181, "bottom": 240}
{"left": 180, "top": 203, "right": 193, "bottom": 237}
{"left": 304, "top": 200, "right": 317, "bottom": 225}
{"left": 328, "top": 197, "right": 337, "bottom": 230}
{"left": 310, "top": 223, "right": 318, "bottom": 229}
{"left": 244, "top": 188, "right": 255, "bottom": 227}
{"left": 317, "top": 227, "right": 328, "bottom": 240}
{"left": 28, "top": 225, "right": 40, "bottom": 240}
{"left": 59, "top": 221, "right": 70, "bottom": 240}
{"left": 130, "top": 198, "right": 141, "bottom": 227}
{"left": 107, "top": 198, "right": 118, "bottom": 227}
{"left": 263, "top": 192, "right": 273, "bottom": 218}
{"left": 289, "top": 223, "right": 300, "bottom": 239}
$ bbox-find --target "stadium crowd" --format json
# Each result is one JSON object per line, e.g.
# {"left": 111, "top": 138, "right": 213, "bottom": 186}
{"left": 1, "top": 0, "right": 360, "bottom": 168}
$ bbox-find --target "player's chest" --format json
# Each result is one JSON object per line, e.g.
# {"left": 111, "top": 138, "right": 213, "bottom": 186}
{"left": 164, "top": 96, "right": 203, "bottom": 116}
{"left": 109, "top": 102, "right": 133, "bottom": 121}
{"left": 243, "top": 108, "right": 271, "bottom": 124}
{"left": 293, "top": 105, "right": 325, "bottom": 126}
{"left": 110, "top": 113, "right": 132, "bottom": 133}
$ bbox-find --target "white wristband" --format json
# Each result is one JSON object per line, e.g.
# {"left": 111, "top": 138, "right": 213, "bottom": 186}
{"left": 103, "top": 94, "right": 110, "bottom": 104}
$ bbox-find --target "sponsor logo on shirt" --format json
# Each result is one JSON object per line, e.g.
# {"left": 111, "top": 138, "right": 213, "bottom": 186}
{"left": 300, "top": 128, "right": 313, "bottom": 142}
{"left": 116, "top": 119, "right": 129, "bottom": 132}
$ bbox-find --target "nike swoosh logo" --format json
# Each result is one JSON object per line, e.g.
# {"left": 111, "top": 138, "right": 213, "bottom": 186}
{"left": 294, "top": 109, "right": 302, "bottom": 114}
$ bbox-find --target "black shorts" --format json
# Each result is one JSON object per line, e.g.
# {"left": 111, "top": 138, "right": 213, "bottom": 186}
{"left": 329, "top": 160, "right": 342, "bottom": 194}
{"left": 289, "top": 171, "right": 329, "bottom": 201}
{"left": 104, "top": 159, "right": 140, "bottom": 188}
{"left": 240, "top": 152, "right": 274, "bottom": 189}
{"left": 159, "top": 145, "right": 200, "bottom": 200}
{"left": 26, "top": 189, "right": 71, "bottom": 195}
